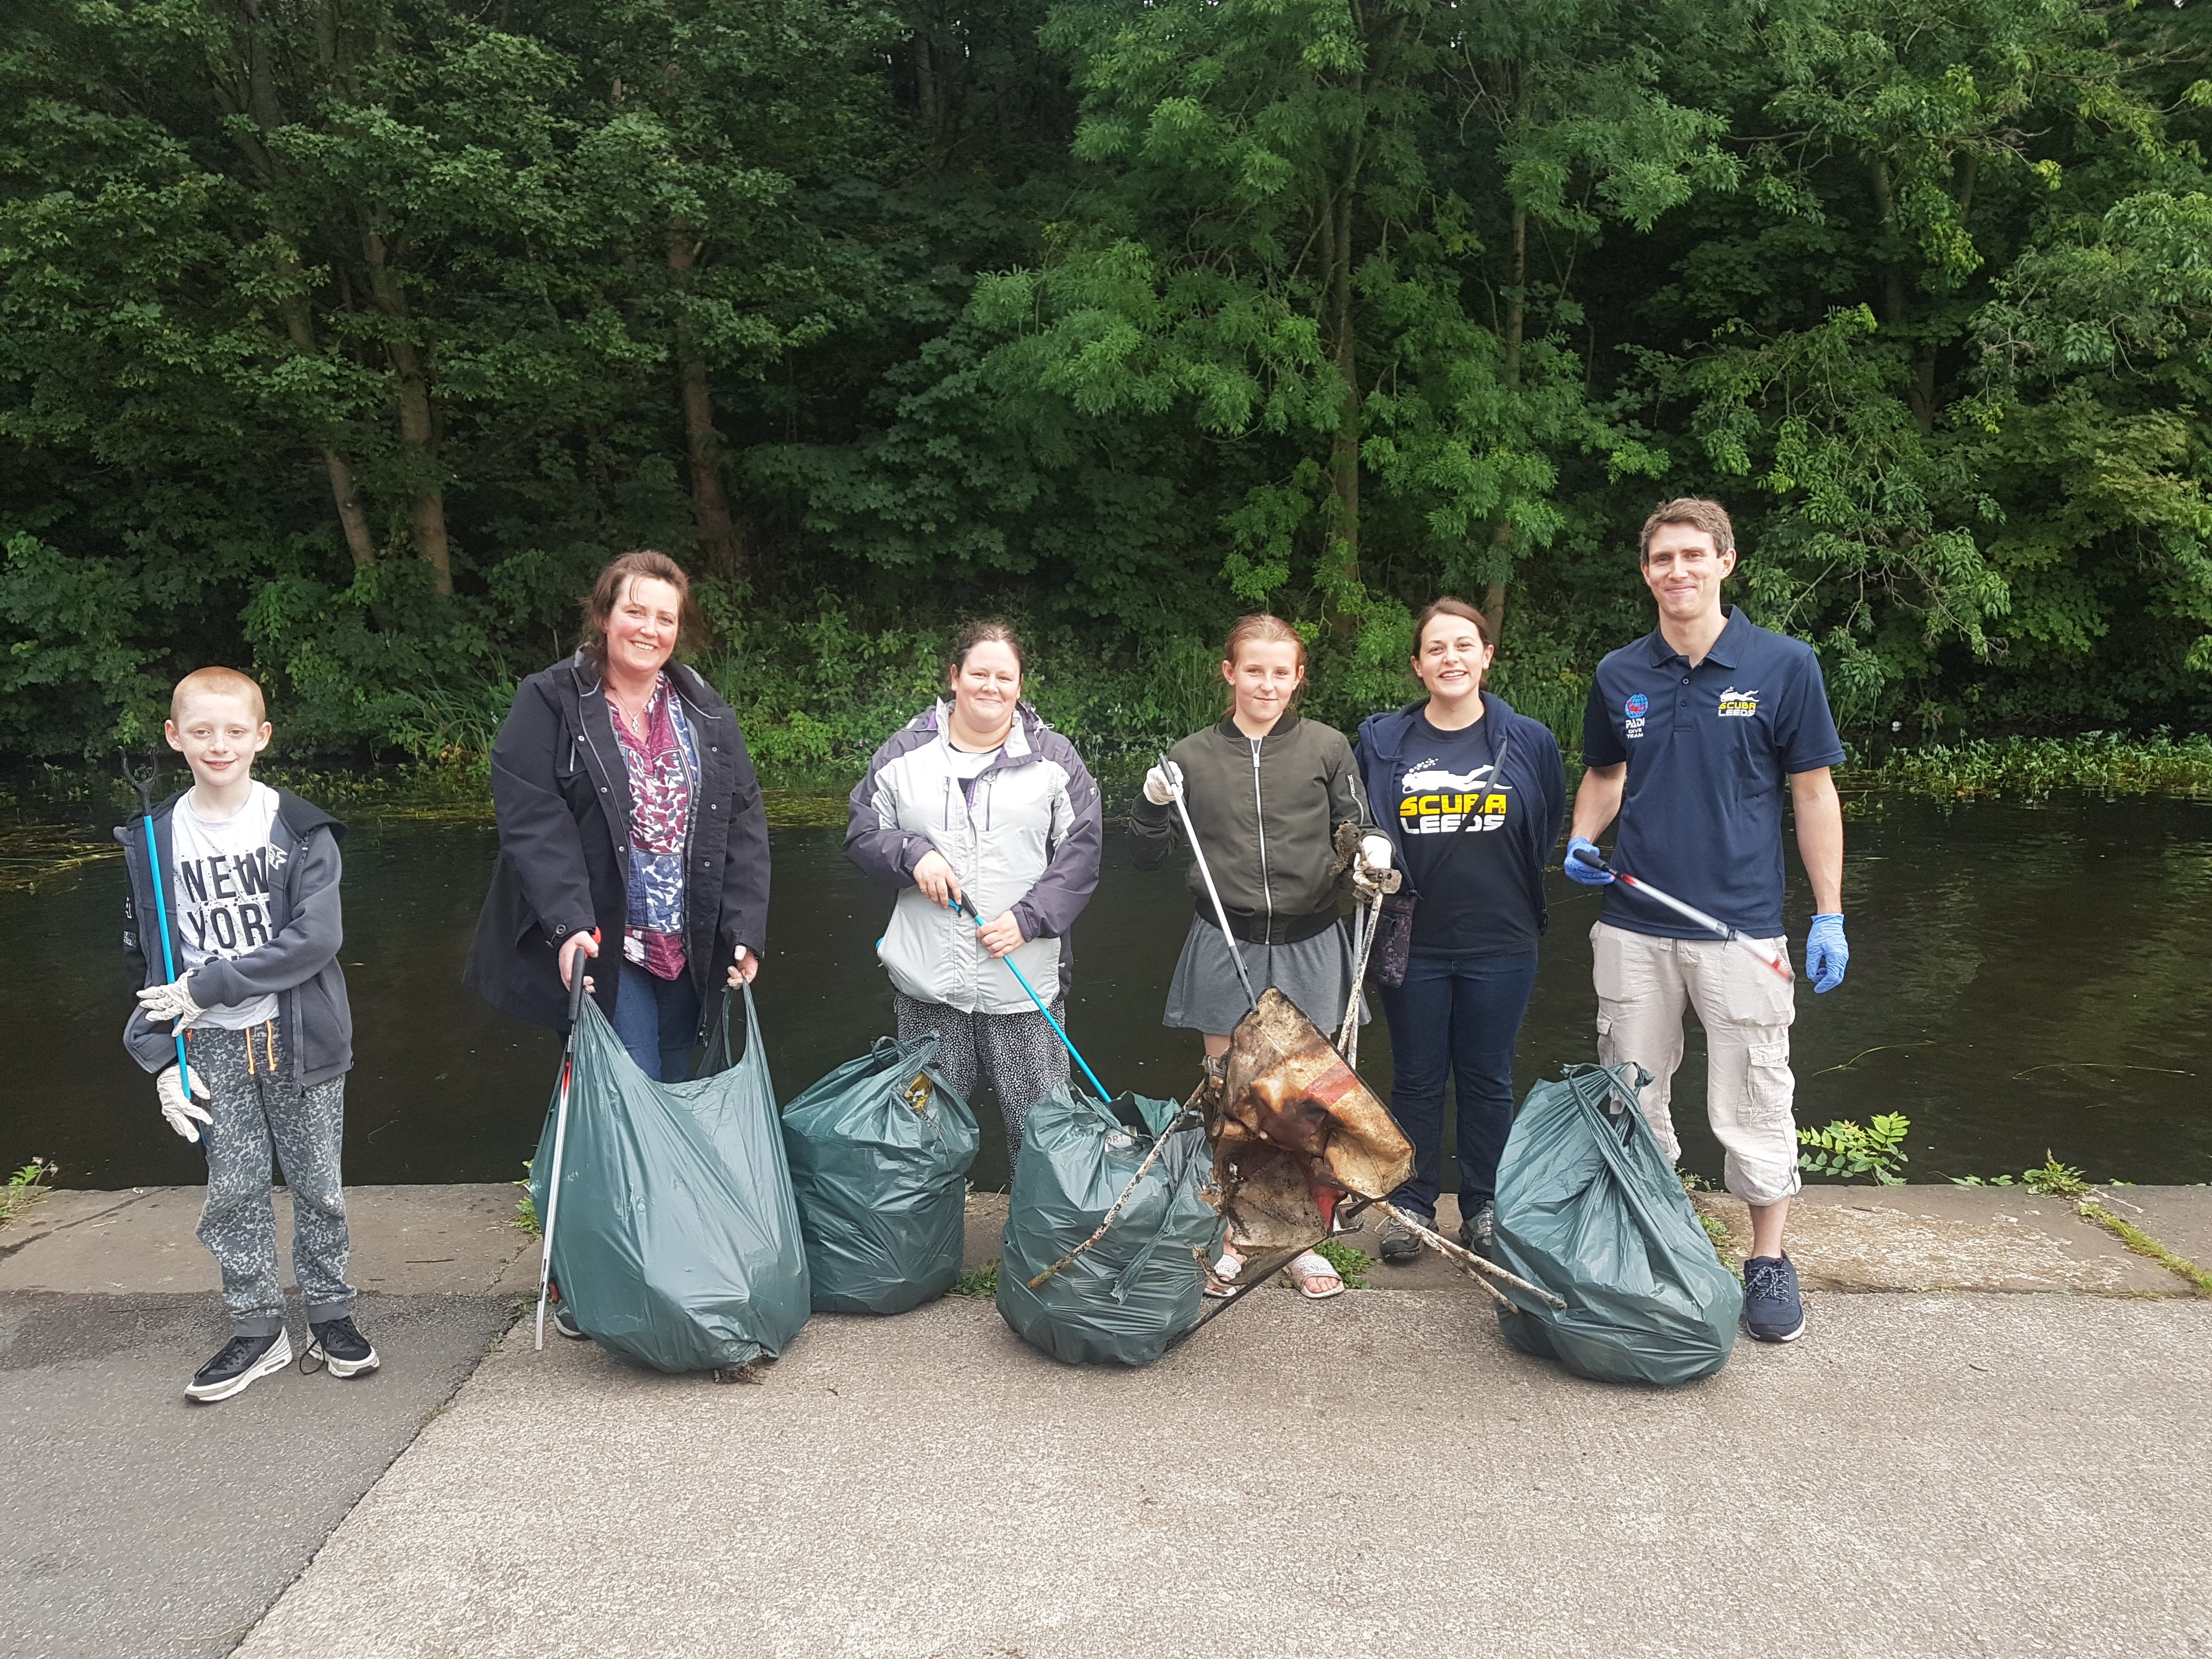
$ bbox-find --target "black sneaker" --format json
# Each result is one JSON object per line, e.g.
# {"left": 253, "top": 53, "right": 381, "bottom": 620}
{"left": 1377, "top": 1210, "right": 1430, "bottom": 1265}
{"left": 1457, "top": 1199, "right": 1496, "bottom": 1259}
{"left": 1742, "top": 1254, "right": 1807, "bottom": 1343}
{"left": 552, "top": 1306, "right": 589, "bottom": 1341}
{"left": 186, "top": 1330, "right": 292, "bottom": 1403}
{"left": 302, "top": 1315, "right": 380, "bottom": 1379}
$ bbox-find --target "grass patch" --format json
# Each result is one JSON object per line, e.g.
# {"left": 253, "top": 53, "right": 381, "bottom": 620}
{"left": 949, "top": 1260, "right": 999, "bottom": 1298}
{"left": 2076, "top": 1203, "right": 2212, "bottom": 1295}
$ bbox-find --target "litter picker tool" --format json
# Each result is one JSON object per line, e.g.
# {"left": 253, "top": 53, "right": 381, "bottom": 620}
{"left": 1570, "top": 847, "right": 1793, "bottom": 983}
{"left": 1155, "top": 752, "right": 1260, "bottom": 1017}
{"left": 121, "top": 755, "right": 199, "bottom": 1130}
{"left": 950, "top": 891, "right": 1113, "bottom": 1103}
{"left": 534, "top": 929, "right": 600, "bottom": 1351}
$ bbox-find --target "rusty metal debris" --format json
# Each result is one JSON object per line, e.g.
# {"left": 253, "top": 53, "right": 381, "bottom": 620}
{"left": 1193, "top": 988, "right": 1564, "bottom": 1320}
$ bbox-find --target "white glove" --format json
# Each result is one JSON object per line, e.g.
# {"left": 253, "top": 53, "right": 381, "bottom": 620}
{"left": 137, "top": 975, "right": 204, "bottom": 1026}
{"left": 1143, "top": 760, "right": 1184, "bottom": 806}
{"left": 157, "top": 1063, "right": 212, "bottom": 1143}
{"left": 1357, "top": 833, "right": 1394, "bottom": 874}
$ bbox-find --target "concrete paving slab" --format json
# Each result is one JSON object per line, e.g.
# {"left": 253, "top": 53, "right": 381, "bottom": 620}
{"left": 1692, "top": 1184, "right": 2191, "bottom": 1294}
{"left": 234, "top": 1290, "right": 2212, "bottom": 1659}
{"left": 0, "top": 1184, "right": 537, "bottom": 1297}
{"left": 1, "top": 1289, "right": 516, "bottom": 1659}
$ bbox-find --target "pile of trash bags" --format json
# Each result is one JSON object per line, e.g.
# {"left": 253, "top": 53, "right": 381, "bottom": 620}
{"left": 996, "top": 1085, "right": 1216, "bottom": 1367}
{"left": 781, "top": 1034, "right": 979, "bottom": 1314}
{"left": 1491, "top": 1063, "right": 1742, "bottom": 1386}
{"left": 532, "top": 986, "right": 810, "bottom": 1373}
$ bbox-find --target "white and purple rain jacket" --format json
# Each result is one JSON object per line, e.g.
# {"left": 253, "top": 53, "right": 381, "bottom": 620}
{"left": 844, "top": 700, "right": 1102, "bottom": 1015}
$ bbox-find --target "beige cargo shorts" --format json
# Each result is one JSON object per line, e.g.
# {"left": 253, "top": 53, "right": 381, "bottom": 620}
{"left": 1590, "top": 920, "right": 1802, "bottom": 1206}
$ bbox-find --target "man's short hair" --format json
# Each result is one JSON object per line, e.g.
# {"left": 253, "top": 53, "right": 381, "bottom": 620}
{"left": 171, "top": 666, "right": 267, "bottom": 724}
{"left": 1640, "top": 497, "right": 1735, "bottom": 562}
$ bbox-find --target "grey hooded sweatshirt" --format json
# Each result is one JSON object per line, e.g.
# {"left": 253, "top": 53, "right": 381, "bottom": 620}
{"left": 116, "top": 788, "right": 353, "bottom": 1086}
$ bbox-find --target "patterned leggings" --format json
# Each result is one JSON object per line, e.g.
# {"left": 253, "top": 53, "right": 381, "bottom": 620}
{"left": 187, "top": 1022, "right": 354, "bottom": 1338}
{"left": 893, "top": 991, "right": 1069, "bottom": 1161}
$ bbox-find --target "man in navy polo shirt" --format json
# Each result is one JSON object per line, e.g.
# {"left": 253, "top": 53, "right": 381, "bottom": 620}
{"left": 1565, "top": 496, "right": 1848, "bottom": 1344}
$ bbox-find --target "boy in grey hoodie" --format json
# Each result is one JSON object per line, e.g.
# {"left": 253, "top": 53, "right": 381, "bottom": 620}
{"left": 117, "top": 667, "right": 375, "bottom": 1402}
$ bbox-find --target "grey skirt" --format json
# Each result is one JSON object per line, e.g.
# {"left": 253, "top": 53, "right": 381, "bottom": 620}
{"left": 1161, "top": 914, "right": 1369, "bottom": 1036}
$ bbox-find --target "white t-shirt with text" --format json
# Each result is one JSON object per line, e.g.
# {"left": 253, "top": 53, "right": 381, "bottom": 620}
{"left": 168, "top": 781, "right": 283, "bottom": 1029}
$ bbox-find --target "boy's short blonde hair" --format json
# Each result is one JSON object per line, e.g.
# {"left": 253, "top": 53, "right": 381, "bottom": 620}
{"left": 171, "top": 666, "right": 267, "bottom": 724}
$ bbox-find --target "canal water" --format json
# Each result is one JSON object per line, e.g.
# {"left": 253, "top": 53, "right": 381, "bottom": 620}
{"left": 7, "top": 797, "right": 2209, "bottom": 1192}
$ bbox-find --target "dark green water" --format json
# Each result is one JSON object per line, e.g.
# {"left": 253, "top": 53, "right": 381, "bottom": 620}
{"left": 7, "top": 798, "right": 2209, "bottom": 1190}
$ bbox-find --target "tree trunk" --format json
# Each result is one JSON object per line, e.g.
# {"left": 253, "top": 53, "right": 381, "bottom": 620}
{"left": 667, "top": 234, "right": 746, "bottom": 577}
{"left": 320, "top": 450, "right": 377, "bottom": 570}
{"left": 362, "top": 230, "right": 452, "bottom": 593}
{"left": 1485, "top": 205, "right": 1527, "bottom": 641}
{"left": 272, "top": 290, "right": 377, "bottom": 568}
{"left": 1325, "top": 187, "right": 1359, "bottom": 602}
{"left": 1867, "top": 159, "right": 1934, "bottom": 432}
{"left": 912, "top": 30, "right": 937, "bottom": 133}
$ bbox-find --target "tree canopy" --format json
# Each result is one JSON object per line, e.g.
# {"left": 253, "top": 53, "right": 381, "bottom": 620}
{"left": 3, "top": 0, "right": 2208, "bottom": 771}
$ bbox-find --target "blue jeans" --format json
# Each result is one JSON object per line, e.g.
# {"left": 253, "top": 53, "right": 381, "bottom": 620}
{"left": 1378, "top": 950, "right": 1540, "bottom": 1217}
{"left": 612, "top": 962, "right": 703, "bottom": 1082}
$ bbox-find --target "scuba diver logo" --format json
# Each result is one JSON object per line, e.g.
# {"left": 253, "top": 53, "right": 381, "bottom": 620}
{"left": 1623, "top": 691, "right": 1649, "bottom": 740}
{"left": 1717, "top": 686, "right": 1760, "bottom": 718}
{"left": 1399, "top": 760, "right": 1510, "bottom": 833}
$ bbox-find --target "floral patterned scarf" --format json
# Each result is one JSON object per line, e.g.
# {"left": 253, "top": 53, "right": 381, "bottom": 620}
{"left": 610, "top": 673, "right": 699, "bottom": 980}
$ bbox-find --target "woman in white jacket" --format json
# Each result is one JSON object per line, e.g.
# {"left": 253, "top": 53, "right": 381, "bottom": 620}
{"left": 844, "top": 621, "right": 1103, "bottom": 1159}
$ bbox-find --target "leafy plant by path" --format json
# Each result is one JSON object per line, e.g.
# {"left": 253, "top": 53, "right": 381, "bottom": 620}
{"left": 1312, "top": 1239, "right": 1371, "bottom": 1291}
{"left": 0, "top": 1156, "right": 55, "bottom": 1225}
{"left": 512, "top": 1161, "right": 539, "bottom": 1237}
{"left": 949, "top": 1260, "right": 999, "bottom": 1299}
{"left": 1798, "top": 1114, "right": 1911, "bottom": 1185}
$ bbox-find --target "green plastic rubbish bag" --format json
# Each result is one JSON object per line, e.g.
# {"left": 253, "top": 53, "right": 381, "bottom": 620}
{"left": 780, "top": 1034, "right": 979, "bottom": 1314}
{"left": 996, "top": 1086, "right": 1216, "bottom": 1367}
{"left": 531, "top": 986, "right": 809, "bottom": 1373}
{"left": 1491, "top": 1064, "right": 1742, "bottom": 1387}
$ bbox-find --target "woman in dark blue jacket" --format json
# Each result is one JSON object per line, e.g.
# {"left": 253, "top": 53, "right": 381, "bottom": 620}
{"left": 1353, "top": 598, "right": 1566, "bottom": 1263}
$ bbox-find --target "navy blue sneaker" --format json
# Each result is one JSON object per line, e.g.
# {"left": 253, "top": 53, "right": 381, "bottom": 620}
{"left": 1742, "top": 1254, "right": 1806, "bottom": 1343}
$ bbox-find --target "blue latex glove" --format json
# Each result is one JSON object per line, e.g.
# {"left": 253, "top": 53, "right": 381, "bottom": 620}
{"left": 1564, "top": 836, "right": 1614, "bottom": 885}
{"left": 1806, "top": 913, "right": 1848, "bottom": 993}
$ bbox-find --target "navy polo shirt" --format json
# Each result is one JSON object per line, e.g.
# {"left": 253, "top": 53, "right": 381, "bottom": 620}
{"left": 1582, "top": 608, "right": 1844, "bottom": 939}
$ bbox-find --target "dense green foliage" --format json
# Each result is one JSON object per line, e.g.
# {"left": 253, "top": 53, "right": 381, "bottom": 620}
{"left": 4, "top": 0, "right": 2209, "bottom": 778}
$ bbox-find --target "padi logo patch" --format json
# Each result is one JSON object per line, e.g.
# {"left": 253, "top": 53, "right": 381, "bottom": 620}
{"left": 1624, "top": 693, "right": 1649, "bottom": 718}
{"left": 1717, "top": 686, "right": 1760, "bottom": 718}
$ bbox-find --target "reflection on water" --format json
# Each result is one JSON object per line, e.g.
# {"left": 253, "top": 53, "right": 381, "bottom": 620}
{"left": 5, "top": 799, "right": 2208, "bottom": 1190}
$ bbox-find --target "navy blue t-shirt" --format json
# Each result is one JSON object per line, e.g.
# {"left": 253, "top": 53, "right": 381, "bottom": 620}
{"left": 1387, "top": 710, "right": 1540, "bottom": 957}
{"left": 1582, "top": 608, "right": 1844, "bottom": 939}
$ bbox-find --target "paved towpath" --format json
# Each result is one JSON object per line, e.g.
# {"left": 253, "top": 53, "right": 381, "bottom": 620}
{"left": 4, "top": 1182, "right": 2208, "bottom": 1658}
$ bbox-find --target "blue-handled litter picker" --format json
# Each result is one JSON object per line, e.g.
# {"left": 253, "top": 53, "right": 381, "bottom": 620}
{"left": 949, "top": 891, "right": 1113, "bottom": 1102}
{"left": 122, "top": 756, "right": 200, "bottom": 1130}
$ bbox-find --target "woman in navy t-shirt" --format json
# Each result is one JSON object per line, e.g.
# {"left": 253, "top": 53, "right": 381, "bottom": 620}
{"left": 1352, "top": 598, "right": 1567, "bottom": 1262}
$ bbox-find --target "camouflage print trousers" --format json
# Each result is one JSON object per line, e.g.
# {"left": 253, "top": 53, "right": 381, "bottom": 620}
{"left": 185, "top": 1021, "right": 354, "bottom": 1338}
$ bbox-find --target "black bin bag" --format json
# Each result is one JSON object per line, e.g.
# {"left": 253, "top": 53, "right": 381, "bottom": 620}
{"left": 996, "top": 1086, "right": 1216, "bottom": 1367}
{"left": 780, "top": 1034, "right": 980, "bottom": 1314}
{"left": 531, "top": 986, "right": 809, "bottom": 1373}
{"left": 1491, "top": 1064, "right": 1742, "bottom": 1387}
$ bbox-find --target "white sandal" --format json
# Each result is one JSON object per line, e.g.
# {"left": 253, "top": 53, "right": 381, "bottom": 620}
{"left": 1203, "top": 1249, "right": 1243, "bottom": 1299}
{"left": 1286, "top": 1250, "right": 1344, "bottom": 1301}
